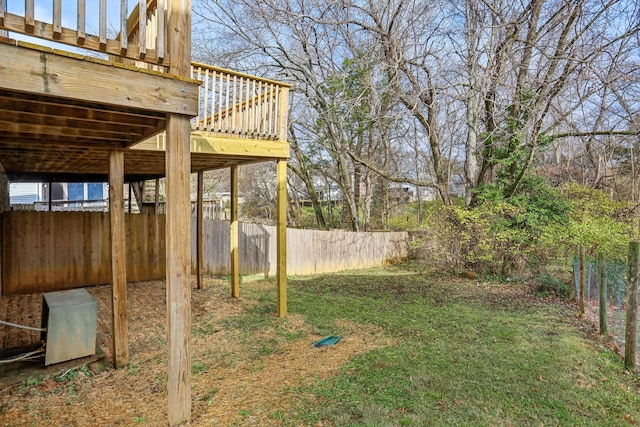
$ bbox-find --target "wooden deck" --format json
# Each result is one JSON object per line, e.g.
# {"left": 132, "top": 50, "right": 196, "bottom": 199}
{"left": 0, "top": 3, "right": 289, "bottom": 423}
{"left": 0, "top": 41, "right": 289, "bottom": 183}
{"left": 0, "top": 2, "right": 289, "bottom": 184}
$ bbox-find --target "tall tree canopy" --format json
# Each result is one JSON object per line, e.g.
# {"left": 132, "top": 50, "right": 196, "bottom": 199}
{"left": 194, "top": 0, "right": 640, "bottom": 230}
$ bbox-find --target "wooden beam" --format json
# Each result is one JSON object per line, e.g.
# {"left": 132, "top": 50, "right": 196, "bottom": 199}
{"left": 0, "top": 42, "right": 197, "bottom": 115}
{"left": 166, "top": 112, "right": 191, "bottom": 426}
{"left": 109, "top": 150, "right": 128, "bottom": 368}
{"left": 196, "top": 170, "right": 204, "bottom": 289}
{"left": 230, "top": 165, "right": 239, "bottom": 298}
{"left": 0, "top": 93, "right": 165, "bottom": 127}
{"left": 133, "top": 133, "right": 290, "bottom": 159}
{"left": 276, "top": 159, "right": 287, "bottom": 318}
{"left": 166, "top": 1, "right": 192, "bottom": 425}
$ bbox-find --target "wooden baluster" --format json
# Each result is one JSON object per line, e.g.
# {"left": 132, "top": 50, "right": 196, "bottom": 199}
{"left": 99, "top": 0, "right": 107, "bottom": 50}
{"left": 0, "top": 0, "right": 5, "bottom": 27}
{"left": 157, "top": 0, "right": 165, "bottom": 64}
{"left": 256, "top": 81, "right": 262, "bottom": 136}
{"left": 265, "top": 83, "right": 273, "bottom": 137}
{"left": 202, "top": 68, "right": 208, "bottom": 131}
{"left": 242, "top": 79, "right": 249, "bottom": 136}
{"left": 231, "top": 75, "right": 237, "bottom": 133}
{"left": 139, "top": 0, "right": 146, "bottom": 59}
{"left": 250, "top": 79, "right": 256, "bottom": 135}
{"left": 120, "top": 0, "right": 128, "bottom": 56}
{"left": 217, "top": 72, "right": 224, "bottom": 132}
{"left": 53, "top": 0, "right": 62, "bottom": 39}
{"left": 261, "top": 82, "right": 268, "bottom": 136}
{"left": 77, "top": 0, "right": 86, "bottom": 44}
{"left": 238, "top": 77, "right": 244, "bottom": 135}
{"left": 278, "top": 87, "right": 289, "bottom": 143}
{"left": 210, "top": 71, "right": 216, "bottom": 132}
{"left": 225, "top": 73, "right": 231, "bottom": 133}
{"left": 25, "top": 0, "right": 35, "bottom": 33}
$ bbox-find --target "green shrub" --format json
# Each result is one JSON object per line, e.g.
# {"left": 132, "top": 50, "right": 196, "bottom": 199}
{"left": 533, "top": 273, "right": 570, "bottom": 298}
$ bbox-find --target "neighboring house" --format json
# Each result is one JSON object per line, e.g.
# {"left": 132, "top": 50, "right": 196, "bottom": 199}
{"left": 9, "top": 182, "right": 108, "bottom": 211}
{"left": 9, "top": 182, "right": 41, "bottom": 204}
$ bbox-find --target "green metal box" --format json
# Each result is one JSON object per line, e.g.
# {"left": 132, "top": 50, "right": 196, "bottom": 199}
{"left": 41, "top": 289, "right": 98, "bottom": 366}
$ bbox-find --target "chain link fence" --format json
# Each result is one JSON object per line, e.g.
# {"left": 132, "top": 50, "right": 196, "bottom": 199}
{"left": 573, "top": 257, "right": 632, "bottom": 357}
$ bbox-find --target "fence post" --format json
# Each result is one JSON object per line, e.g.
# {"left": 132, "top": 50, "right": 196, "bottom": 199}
{"left": 598, "top": 252, "right": 607, "bottom": 336}
{"left": 570, "top": 253, "right": 576, "bottom": 301}
{"left": 579, "top": 246, "right": 585, "bottom": 316}
{"left": 625, "top": 242, "right": 639, "bottom": 371}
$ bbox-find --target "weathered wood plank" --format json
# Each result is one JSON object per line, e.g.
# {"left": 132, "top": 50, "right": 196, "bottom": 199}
{"left": 276, "top": 159, "right": 287, "bottom": 318}
{"left": 166, "top": 1, "right": 192, "bottom": 421}
{"left": 165, "top": 113, "right": 192, "bottom": 425}
{"left": 24, "top": 0, "right": 34, "bottom": 33}
{"left": 230, "top": 165, "right": 239, "bottom": 298}
{"left": 109, "top": 150, "right": 129, "bottom": 369}
{"left": 138, "top": 0, "right": 147, "bottom": 59}
{"left": 99, "top": 0, "right": 107, "bottom": 48}
{"left": 120, "top": 0, "right": 128, "bottom": 56}
{"left": 53, "top": 0, "right": 62, "bottom": 39}
{"left": 156, "top": 0, "right": 165, "bottom": 63}
{"left": 77, "top": 0, "right": 86, "bottom": 44}
{"left": 196, "top": 171, "right": 203, "bottom": 289}
{"left": 0, "top": 42, "right": 196, "bottom": 115}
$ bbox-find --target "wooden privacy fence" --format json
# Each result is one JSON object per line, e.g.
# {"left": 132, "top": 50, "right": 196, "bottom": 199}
{"left": 1, "top": 211, "right": 165, "bottom": 294}
{"left": 192, "top": 220, "right": 409, "bottom": 276}
{"left": 1, "top": 212, "right": 408, "bottom": 294}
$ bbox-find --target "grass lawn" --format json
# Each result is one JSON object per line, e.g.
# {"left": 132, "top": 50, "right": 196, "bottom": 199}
{"left": 1, "top": 261, "right": 639, "bottom": 426}
{"left": 277, "top": 261, "right": 640, "bottom": 426}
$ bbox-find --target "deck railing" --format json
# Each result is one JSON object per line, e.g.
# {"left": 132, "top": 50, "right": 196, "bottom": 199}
{"left": 191, "top": 63, "right": 290, "bottom": 141}
{"left": 0, "top": 0, "right": 168, "bottom": 68}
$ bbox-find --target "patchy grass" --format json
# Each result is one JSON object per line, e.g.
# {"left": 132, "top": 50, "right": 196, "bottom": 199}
{"left": 284, "top": 263, "right": 640, "bottom": 426}
{"left": 0, "top": 262, "right": 639, "bottom": 426}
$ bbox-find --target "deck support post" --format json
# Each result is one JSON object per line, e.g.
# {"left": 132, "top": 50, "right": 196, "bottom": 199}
{"left": 196, "top": 170, "right": 204, "bottom": 289}
{"left": 276, "top": 159, "right": 287, "bottom": 318}
{"left": 166, "top": 0, "right": 192, "bottom": 425}
{"left": 230, "top": 165, "right": 239, "bottom": 298}
{"left": 165, "top": 114, "right": 192, "bottom": 425}
{"left": 109, "top": 149, "right": 128, "bottom": 368}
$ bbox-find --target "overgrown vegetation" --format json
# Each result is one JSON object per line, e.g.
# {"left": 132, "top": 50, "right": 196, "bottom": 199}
{"left": 407, "top": 183, "right": 637, "bottom": 280}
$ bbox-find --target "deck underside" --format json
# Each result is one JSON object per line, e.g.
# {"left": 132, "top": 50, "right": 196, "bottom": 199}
{"left": 0, "top": 42, "right": 289, "bottom": 183}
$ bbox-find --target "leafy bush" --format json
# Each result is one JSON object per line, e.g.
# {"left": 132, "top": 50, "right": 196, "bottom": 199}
{"left": 410, "top": 180, "right": 634, "bottom": 285}
{"left": 533, "top": 273, "right": 571, "bottom": 298}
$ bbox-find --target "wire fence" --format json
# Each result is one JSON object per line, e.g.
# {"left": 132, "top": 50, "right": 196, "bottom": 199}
{"left": 573, "top": 256, "right": 632, "bottom": 359}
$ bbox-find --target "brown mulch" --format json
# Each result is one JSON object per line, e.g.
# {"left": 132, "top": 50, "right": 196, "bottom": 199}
{"left": 0, "top": 277, "right": 393, "bottom": 426}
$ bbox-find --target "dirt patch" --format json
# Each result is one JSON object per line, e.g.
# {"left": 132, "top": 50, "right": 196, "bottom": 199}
{"left": 0, "top": 277, "right": 393, "bottom": 426}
